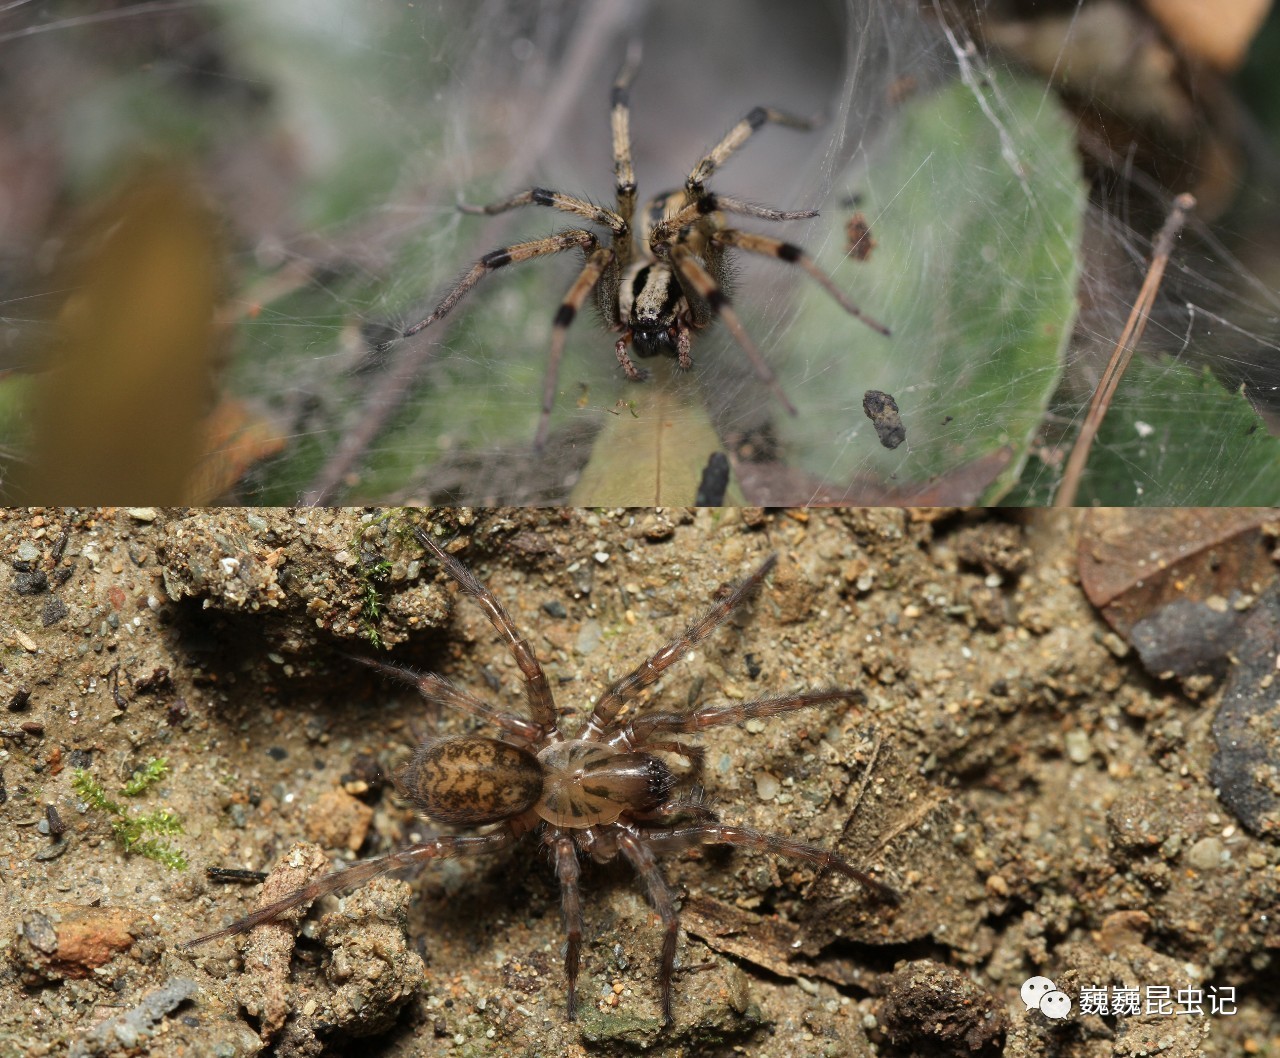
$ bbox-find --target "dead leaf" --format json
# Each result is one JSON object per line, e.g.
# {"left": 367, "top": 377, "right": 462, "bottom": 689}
{"left": 1077, "top": 508, "right": 1278, "bottom": 638}
{"left": 569, "top": 358, "right": 744, "bottom": 505}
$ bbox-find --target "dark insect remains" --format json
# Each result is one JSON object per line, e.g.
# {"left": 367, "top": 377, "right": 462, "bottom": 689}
{"left": 397, "top": 53, "right": 890, "bottom": 448}
{"left": 185, "top": 530, "right": 897, "bottom": 1023}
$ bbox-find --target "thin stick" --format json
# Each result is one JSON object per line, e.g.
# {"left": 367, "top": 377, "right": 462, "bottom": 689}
{"left": 1054, "top": 193, "right": 1196, "bottom": 507}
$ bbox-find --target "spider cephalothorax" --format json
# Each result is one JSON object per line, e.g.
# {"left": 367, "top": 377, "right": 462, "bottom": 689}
{"left": 185, "top": 530, "right": 897, "bottom": 1023}
{"left": 398, "top": 54, "right": 889, "bottom": 448}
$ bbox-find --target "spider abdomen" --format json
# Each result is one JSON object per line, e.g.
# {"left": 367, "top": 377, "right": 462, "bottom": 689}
{"left": 399, "top": 736, "right": 542, "bottom": 825}
{"left": 536, "top": 740, "right": 675, "bottom": 827}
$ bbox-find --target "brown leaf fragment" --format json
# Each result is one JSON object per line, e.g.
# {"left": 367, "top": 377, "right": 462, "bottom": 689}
{"left": 681, "top": 895, "right": 803, "bottom": 981}
{"left": 863, "top": 390, "right": 907, "bottom": 450}
{"left": 189, "top": 399, "right": 288, "bottom": 503}
{"left": 1078, "top": 508, "right": 1278, "bottom": 639}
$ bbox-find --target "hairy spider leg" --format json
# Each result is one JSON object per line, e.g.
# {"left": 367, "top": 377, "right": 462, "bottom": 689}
{"left": 457, "top": 188, "right": 625, "bottom": 231}
{"left": 628, "top": 793, "right": 719, "bottom": 827}
{"left": 552, "top": 833, "right": 584, "bottom": 1018}
{"left": 346, "top": 655, "right": 543, "bottom": 743}
{"left": 530, "top": 47, "right": 646, "bottom": 449}
{"left": 415, "top": 530, "right": 559, "bottom": 735}
{"left": 611, "top": 42, "right": 642, "bottom": 252}
{"left": 402, "top": 229, "right": 601, "bottom": 339}
{"left": 621, "top": 690, "right": 864, "bottom": 747}
{"left": 581, "top": 554, "right": 778, "bottom": 739}
{"left": 617, "top": 831, "right": 681, "bottom": 1024}
{"left": 647, "top": 192, "right": 817, "bottom": 250}
{"left": 536, "top": 244, "right": 619, "bottom": 450}
{"left": 182, "top": 816, "right": 536, "bottom": 949}
{"left": 686, "top": 105, "right": 813, "bottom": 199}
{"left": 635, "top": 822, "right": 899, "bottom": 906}
{"left": 712, "top": 228, "right": 890, "bottom": 336}
{"left": 666, "top": 244, "right": 798, "bottom": 415}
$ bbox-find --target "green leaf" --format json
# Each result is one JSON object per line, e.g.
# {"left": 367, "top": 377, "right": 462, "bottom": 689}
{"left": 1077, "top": 356, "right": 1280, "bottom": 504}
{"left": 777, "top": 74, "right": 1086, "bottom": 501}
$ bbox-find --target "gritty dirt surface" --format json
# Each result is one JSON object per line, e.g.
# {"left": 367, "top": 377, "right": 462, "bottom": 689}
{"left": 0, "top": 507, "right": 1277, "bottom": 1058}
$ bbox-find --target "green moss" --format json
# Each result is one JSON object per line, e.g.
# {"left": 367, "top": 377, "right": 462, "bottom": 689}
{"left": 121, "top": 757, "right": 171, "bottom": 796}
{"left": 71, "top": 763, "right": 189, "bottom": 871}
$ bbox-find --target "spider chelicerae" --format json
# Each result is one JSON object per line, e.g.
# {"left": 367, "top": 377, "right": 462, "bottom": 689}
{"left": 398, "top": 53, "right": 890, "bottom": 449}
{"left": 185, "top": 530, "right": 897, "bottom": 1023}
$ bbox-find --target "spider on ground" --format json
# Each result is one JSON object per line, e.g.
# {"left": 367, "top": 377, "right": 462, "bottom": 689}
{"left": 184, "top": 530, "right": 897, "bottom": 1024}
{"left": 397, "top": 51, "right": 890, "bottom": 449}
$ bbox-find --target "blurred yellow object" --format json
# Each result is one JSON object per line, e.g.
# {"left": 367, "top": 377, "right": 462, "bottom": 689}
{"left": 18, "top": 170, "right": 221, "bottom": 502}
{"left": 1144, "top": 0, "right": 1272, "bottom": 71}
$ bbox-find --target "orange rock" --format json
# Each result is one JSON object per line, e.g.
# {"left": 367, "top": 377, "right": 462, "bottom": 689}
{"left": 305, "top": 787, "right": 375, "bottom": 853}
{"left": 18, "top": 904, "right": 148, "bottom": 982}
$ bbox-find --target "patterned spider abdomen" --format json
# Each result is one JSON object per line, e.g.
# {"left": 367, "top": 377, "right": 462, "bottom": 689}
{"left": 399, "top": 736, "right": 542, "bottom": 825}
{"left": 536, "top": 740, "right": 675, "bottom": 827}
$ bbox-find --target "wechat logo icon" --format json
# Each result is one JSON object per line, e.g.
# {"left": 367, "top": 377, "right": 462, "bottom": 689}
{"left": 1021, "top": 976, "right": 1072, "bottom": 1020}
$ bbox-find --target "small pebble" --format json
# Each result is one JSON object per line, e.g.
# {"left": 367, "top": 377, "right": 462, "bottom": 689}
{"left": 1187, "top": 836, "right": 1223, "bottom": 871}
{"left": 1064, "top": 729, "right": 1092, "bottom": 765}
{"left": 755, "top": 772, "right": 780, "bottom": 801}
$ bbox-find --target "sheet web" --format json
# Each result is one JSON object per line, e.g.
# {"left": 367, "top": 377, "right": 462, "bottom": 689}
{"left": 3, "top": 0, "right": 1278, "bottom": 504}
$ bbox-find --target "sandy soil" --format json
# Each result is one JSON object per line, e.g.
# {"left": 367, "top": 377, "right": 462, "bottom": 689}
{"left": 0, "top": 507, "right": 1275, "bottom": 1057}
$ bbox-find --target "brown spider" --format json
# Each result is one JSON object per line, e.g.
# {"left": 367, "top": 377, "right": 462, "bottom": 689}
{"left": 185, "top": 530, "right": 896, "bottom": 1023}
{"left": 397, "top": 52, "right": 890, "bottom": 449}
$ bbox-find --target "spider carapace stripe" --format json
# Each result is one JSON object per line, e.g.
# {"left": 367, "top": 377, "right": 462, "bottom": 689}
{"left": 185, "top": 543, "right": 897, "bottom": 1027}
{"left": 393, "top": 55, "right": 887, "bottom": 449}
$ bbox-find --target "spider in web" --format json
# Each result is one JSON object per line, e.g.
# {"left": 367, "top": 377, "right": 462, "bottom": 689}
{"left": 398, "top": 52, "right": 890, "bottom": 449}
{"left": 184, "top": 530, "right": 897, "bottom": 1024}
